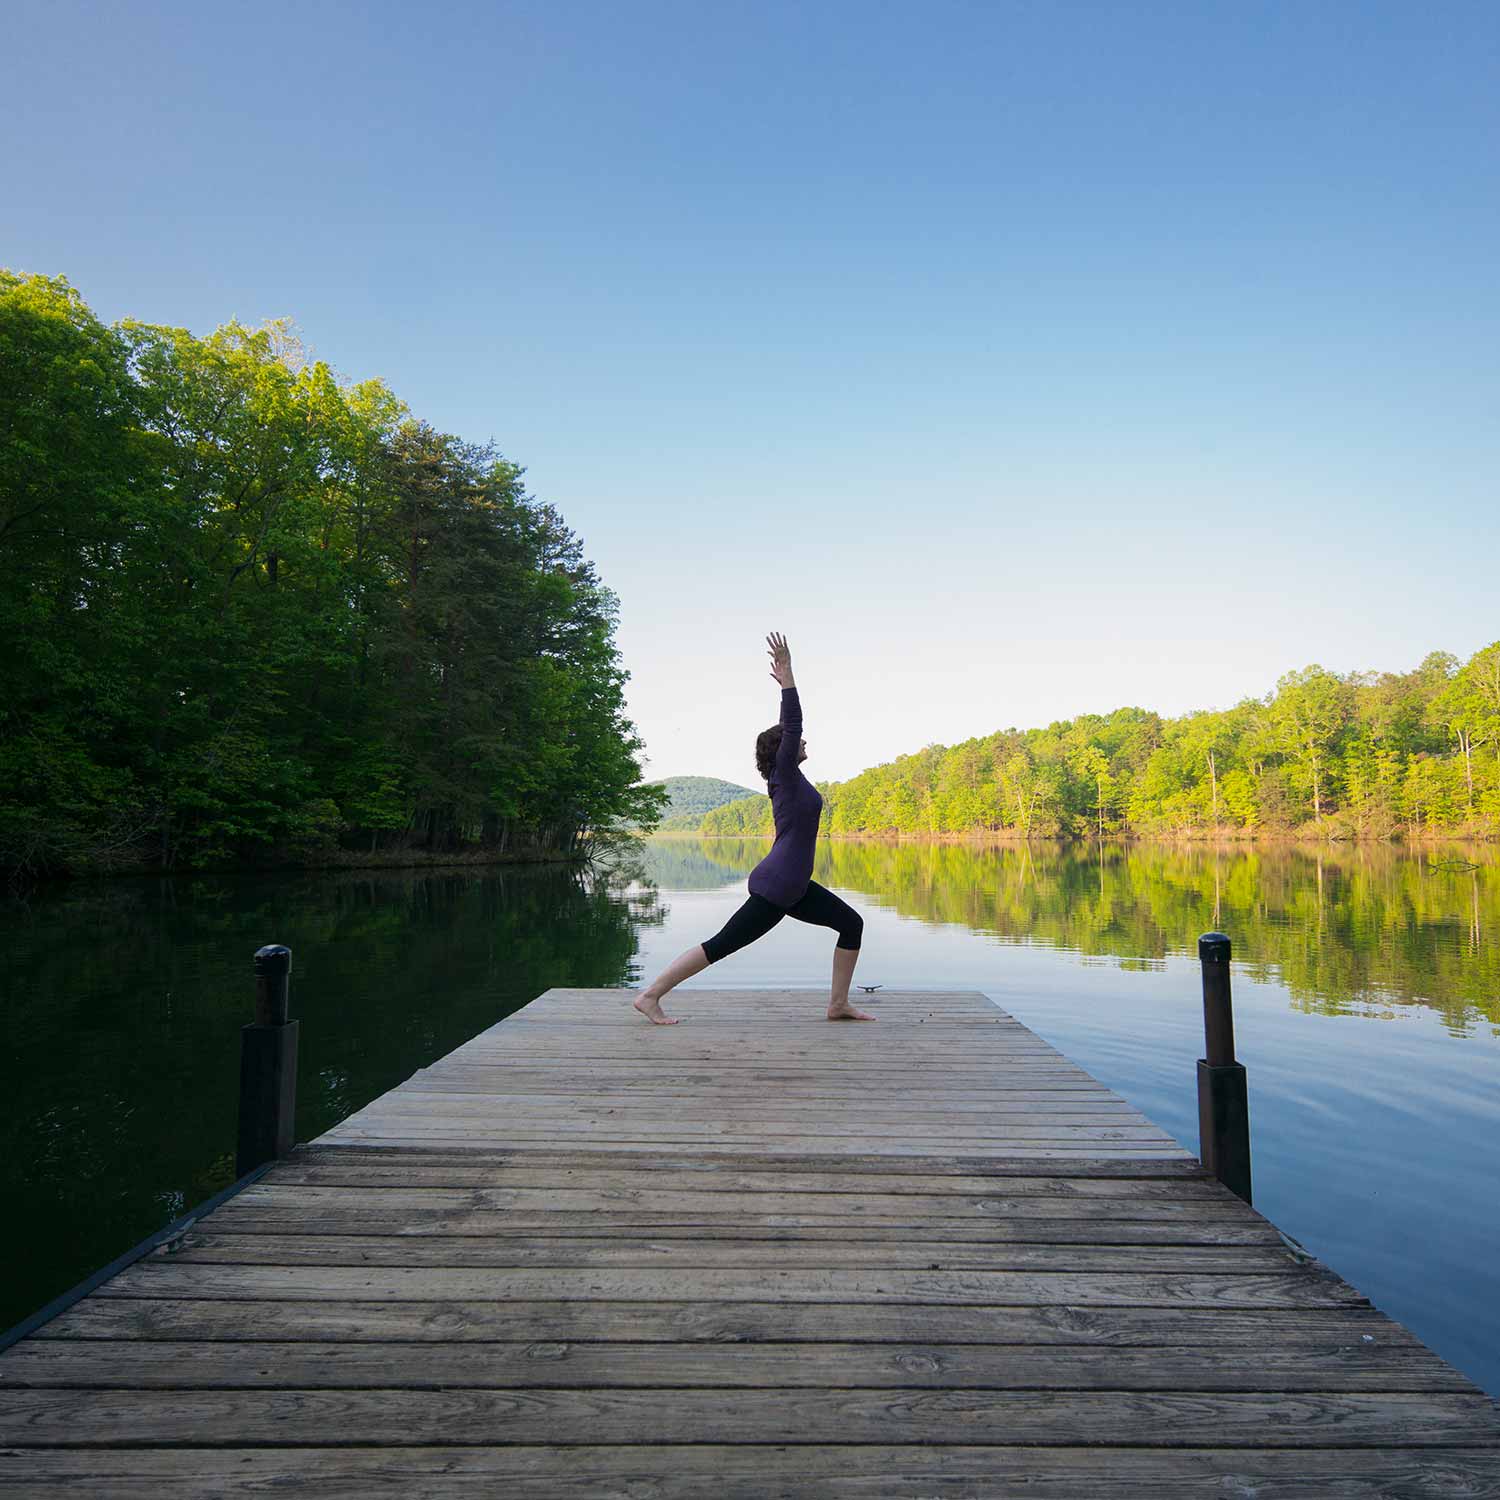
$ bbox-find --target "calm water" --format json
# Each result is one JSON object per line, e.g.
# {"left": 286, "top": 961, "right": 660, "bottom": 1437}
{"left": 3, "top": 840, "right": 1497, "bottom": 1397}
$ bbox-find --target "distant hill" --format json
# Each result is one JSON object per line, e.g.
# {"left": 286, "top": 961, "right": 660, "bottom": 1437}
{"left": 649, "top": 775, "right": 760, "bottom": 830}
{"left": 697, "top": 792, "right": 772, "bottom": 835}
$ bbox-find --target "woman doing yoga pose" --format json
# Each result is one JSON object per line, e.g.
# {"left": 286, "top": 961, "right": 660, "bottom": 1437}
{"left": 633, "top": 633, "right": 875, "bottom": 1025}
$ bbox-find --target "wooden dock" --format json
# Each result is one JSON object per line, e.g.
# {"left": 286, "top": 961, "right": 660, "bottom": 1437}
{"left": 3, "top": 987, "right": 1498, "bottom": 1495}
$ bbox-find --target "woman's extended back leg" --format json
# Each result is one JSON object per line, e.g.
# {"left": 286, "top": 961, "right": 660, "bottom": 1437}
{"left": 634, "top": 895, "right": 785, "bottom": 1024}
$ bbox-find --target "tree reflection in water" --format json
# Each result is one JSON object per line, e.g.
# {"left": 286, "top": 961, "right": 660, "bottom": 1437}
{"left": 631, "top": 837, "right": 1499, "bottom": 1033}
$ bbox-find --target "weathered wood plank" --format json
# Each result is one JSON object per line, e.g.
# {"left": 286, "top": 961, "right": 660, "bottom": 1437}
{"left": 6, "top": 1446, "right": 1500, "bottom": 1499}
{"left": 261, "top": 1159, "right": 1226, "bottom": 1194}
{"left": 95, "top": 1263, "right": 1367, "bottom": 1307}
{"left": 211, "top": 1194, "right": 1272, "bottom": 1230}
{"left": 480, "top": 1031, "right": 1060, "bottom": 1047}
{"left": 437, "top": 1057, "right": 1088, "bottom": 1068}
{"left": 415, "top": 1064, "right": 1119, "bottom": 1083}
{"left": 397, "top": 1093, "right": 1138, "bottom": 1113}
{"left": 330, "top": 1109, "right": 1180, "bottom": 1140}
{"left": 161, "top": 1232, "right": 1302, "bottom": 1272}
{"left": 387, "top": 1076, "right": 1108, "bottom": 1094}
{"left": 33, "top": 1297, "right": 1418, "bottom": 1348}
{"left": 355, "top": 1093, "right": 1170, "bottom": 1124}
{"left": 320, "top": 1115, "right": 1191, "bottom": 1147}
{"left": 322, "top": 1131, "right": 1189, "bottom": 1151}
{"left": 8, "top": 1444, "right": 1500, "bottom": 1500}
{"left": 373, "top": 1092, "right": 1154, "bottom": 1121}
{"left": 442, "top": 1035, "right": 1077, "bottom": 1051}
{"left": 3, "top": 1387, "right": 1496, "bottom": 1448}
{"left": 320, "top": 1131, "right": 1192, "bottom": 1157}
{"left": 233, "top": 1185, "right": 1252, "bottom": 1216}
{"left": 209, "top": 1209, "right": 1283, "bottom": 1244}
{"left": 283, "top": 1145, "right": 1213, "bottom": 1176}
{"left": 1, "top": 1339, "right": 1474, "bottom": 1393}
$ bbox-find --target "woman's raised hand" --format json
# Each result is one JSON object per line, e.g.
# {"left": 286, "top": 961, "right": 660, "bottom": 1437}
{"left": 766, "top": 632, "right": 794, "bottom": 687}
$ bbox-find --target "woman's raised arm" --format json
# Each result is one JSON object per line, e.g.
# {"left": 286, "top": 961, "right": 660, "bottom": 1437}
{"left": 767, "top": 632, "right": 802, "bottom": 775}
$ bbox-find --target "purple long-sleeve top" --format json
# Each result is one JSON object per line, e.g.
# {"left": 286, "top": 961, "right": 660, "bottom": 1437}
{"left": 747, "top": 687, "right": 823, "bottom": 909}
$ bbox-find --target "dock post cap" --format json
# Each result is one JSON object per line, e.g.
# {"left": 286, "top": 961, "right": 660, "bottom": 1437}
{"left": 1198, "top": 932, "right": 1231, "bottom": 962}
{"left": 253, "top": 944, "right": 293, "bottom": 976}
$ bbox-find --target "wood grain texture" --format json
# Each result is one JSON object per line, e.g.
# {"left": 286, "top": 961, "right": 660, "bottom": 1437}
{"left": 4, "top": 985, "right": 1496, "bottom": 1495}
{"left": 31, "top": 1297, "right": 1422, "bottom": 1347}
{"left": 93, "top": 1262, "right": 1371, "bottom": 1307}
{"left": 3, "top": 1386, "right": 1497, "bottom": 1448}
{"left": 2, "top": 1339, "right": 1474, "bottom": 1392}
{"left": 7, "top": 1447, "right": 1500, "bottom": 1499}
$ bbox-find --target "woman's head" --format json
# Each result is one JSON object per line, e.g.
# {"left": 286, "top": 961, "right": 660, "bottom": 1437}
{"left": 755, "top": 725, "right": 808, "bottom": 781}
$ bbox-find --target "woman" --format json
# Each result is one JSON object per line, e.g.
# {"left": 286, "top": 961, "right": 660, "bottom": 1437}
{"left": 634, "top": 632, "right": 875, "bottom": 1025}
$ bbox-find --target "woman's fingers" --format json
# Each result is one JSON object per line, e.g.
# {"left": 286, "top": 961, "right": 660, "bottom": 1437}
{"left": 765, "top": 630, "right": 791, "bottom": 676}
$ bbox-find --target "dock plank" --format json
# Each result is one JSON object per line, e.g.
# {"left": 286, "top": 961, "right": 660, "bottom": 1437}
{"left": 5, "top": 1447, "right": 1500, "bottom": 1499}
{"left": 5, "top": 1339, "right": 1473, "bottom": 1392}
{"left": 4, "top": 1386, "right": 1497, "bottom": 1448}
{"left": 153, "top": 1232, "right": 1304, "bottom": 1271}
{"left": 30, "top": 1296, "right": 1423, "bottom": 1347}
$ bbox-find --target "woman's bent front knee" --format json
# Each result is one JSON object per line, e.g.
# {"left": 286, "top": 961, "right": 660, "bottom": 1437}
{"left": 837, "top": 913, "right": 864, "bottom": 951}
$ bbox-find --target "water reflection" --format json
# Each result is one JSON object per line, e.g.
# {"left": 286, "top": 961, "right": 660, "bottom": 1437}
{"left": 1, "top": 865, "right": 658, "bottom": 1333}
{"left": 633, "top": 838, "right": 1499, "bottom": 1033}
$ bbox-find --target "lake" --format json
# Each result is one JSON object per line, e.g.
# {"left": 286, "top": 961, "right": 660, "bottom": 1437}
{"left": 3, "top": 838, "right": 1497, "bottom": 1398}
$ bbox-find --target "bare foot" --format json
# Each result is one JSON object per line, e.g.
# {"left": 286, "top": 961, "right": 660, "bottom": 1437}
{"left": 827, "top": 1002, "right": 876, "bottom": 1021}
{"left": 634, "top": 993, "right": 681, "bottom": 1026}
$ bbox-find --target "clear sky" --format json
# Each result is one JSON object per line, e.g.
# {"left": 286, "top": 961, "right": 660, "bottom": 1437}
{"left": 8, "top": 0, "right": 1498, "bottom": 787}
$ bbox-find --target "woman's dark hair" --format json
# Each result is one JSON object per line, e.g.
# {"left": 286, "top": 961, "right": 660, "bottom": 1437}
{"left": 755, "top": 725, "right": 783, "bottom": 782}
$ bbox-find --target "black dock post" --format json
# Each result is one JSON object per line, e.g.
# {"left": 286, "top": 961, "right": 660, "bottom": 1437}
{"left": 1197, "top": 931, "right": 1252, "bottom": 1204}
{"left": 236, "top": 944, "right": 298, "bottom": 1176}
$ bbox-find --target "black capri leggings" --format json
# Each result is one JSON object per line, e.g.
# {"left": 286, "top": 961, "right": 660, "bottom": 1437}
{"left": 701, "top": 880, "right": 864, "bottom": 964}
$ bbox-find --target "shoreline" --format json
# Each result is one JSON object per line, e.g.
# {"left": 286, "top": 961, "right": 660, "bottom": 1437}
{"left": 5, "top": 845, "right": 588, "bottom": 889}
{"left": 649, "top": 829, "right": 1498, "bottom": 848}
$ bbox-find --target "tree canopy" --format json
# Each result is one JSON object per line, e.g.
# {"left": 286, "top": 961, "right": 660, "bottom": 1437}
{"left": 0, "top": 271, "right": 665, "bottom": 876}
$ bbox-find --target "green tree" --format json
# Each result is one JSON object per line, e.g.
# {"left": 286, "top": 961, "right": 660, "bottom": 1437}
{"left": 0, "top": 272, "right": 147, "bottom": 870}
{"left": 1069, "top": 743, "right": 1116, "bottom": 839}
{"left": 1430, "top": 643, "right": 1500, "bottom": 820}
{"left": 1178, "top": 712, "right": 1233, "bottom": 829}
{"left": 1270, "top": 666, "right": 1353, "bottom": 822}
{"left": 997, "top": 751, "right": 1053, "bottom": 838}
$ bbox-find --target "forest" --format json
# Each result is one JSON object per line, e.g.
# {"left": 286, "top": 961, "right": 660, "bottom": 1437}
{"left": 0, "top": 271, "right": 665, "bottom": 877}
{"left": 695, "top": 647, "right": 1500, "bottom": 841}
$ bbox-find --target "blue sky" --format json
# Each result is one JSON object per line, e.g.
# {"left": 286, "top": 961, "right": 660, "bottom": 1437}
{"left": 8, "top": 0, "right": 1498, "bottom": 785}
